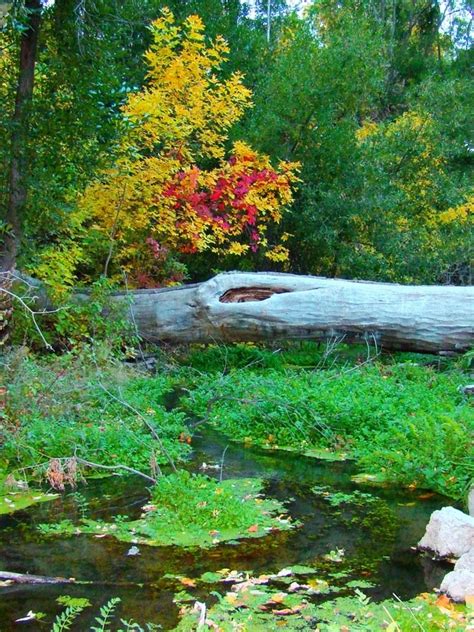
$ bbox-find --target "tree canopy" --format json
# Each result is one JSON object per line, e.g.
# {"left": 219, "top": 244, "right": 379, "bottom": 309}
{"left": 0, "top": 0, "right": 472, "bottom": 290}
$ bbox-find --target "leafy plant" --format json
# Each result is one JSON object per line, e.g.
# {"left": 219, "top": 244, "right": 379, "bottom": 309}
{"left": 38, "top": 471, "right": 296, "bottom": 548}
{"left": 90, "top": 597, "right": 121, "bottom": 632}
{"left": 51, "top": 603, "right": 89, "bottom": 632}
{"left": 181, "top": 344, "right": 474, "bottom": 498}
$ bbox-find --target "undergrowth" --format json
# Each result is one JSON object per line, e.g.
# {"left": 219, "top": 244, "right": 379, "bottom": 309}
{"left": 38, "top": 470, "right": 295, "bottom": 547}
{"left": 0, "top": 346, "right": 190, "bottom": 485}
{"left": 1, "top": 341, "right": 472, "bottom": 500}
{"left": 179, "top": 343, "right": 473, "bottom": 499}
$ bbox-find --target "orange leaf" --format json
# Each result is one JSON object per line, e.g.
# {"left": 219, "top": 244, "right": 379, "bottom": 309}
{"left": 180, "top": 577, "right": 196, "bottom": 587}
{"left": 435, "top": 594, "right": 453, "bottom": 610}
{"left": 273, "top": 605, "right": 304, "bottom": 616}
{"left": 247, "top": 524, "right": 259, "bottom": 533}
{"left": 268, "top": 592, "right": 287, "bottom": 604}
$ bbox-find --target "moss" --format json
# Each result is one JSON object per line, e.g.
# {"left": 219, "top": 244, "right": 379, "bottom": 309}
{"left": 0, "top": 486, "right": 57, "bottom": 515}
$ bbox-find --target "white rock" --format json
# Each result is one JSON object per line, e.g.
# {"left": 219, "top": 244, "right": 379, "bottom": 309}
{"left": 468, "top": 488, "right": 474, "bottom": 518}
{"left": 126, "top": 546, "right": 140, "bottom": 556}
{"left": 454, "top": 548, "right": 474, "bottom": 572}
{"left": 440, "top": 569, "right": 474, "bottom": 602}
{"left": 418, "top": 506, "right": 474, "bottom": 558}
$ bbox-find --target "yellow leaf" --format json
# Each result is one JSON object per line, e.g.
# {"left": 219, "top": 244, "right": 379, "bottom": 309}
{"left": 179, "top": 577, "right": 196, "bottom": 587}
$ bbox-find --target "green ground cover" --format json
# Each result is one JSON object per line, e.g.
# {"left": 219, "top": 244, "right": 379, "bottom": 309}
{"left": 179, "top": 343, "right": 473, "bottom": 500}
{"left": 38, "top": 471, "right": 295, "bottom": 548}
{"left": 0, "top": 347, "right": 190, "bottom": 486}
{"left": 1, "top": 342, "right": 471, "bottom": 501}
{"left": 0, "top": 342, "right": 472, "bottom": 629}
{"left": 175, "top": 584, "right": 472, "bottom": 631}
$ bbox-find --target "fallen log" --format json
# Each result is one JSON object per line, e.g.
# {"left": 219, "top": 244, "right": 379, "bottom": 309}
{"left": 0, "top": 571, "right": 74, "bottom": 584}
{"left": 102, "top": 272, "right": 474, "bottom": 353}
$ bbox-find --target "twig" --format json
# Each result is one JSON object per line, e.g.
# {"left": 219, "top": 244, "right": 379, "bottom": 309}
{"left": 122, "top": 270, "right": 146, "bottom": 364}
{"left": 193, "top": 601, "right": 207, "bottom": 630}
{"left": 219, "top": 445, "right": 229, "bottom": 483}
{"left": 391, "top": 593, "right": 426, "bottom": 632}
{"left": 0, "top": 285, "right": 55, "bottom": 349}
{"left": 0, "top": 272, "right": 64, "bottom": 349}
{"left": 104, "top": 183, "right": 127, "bottom": 277}
{"left": 75, "top": 456, "right": 156, "bottom": 484}
{"left": 382, "top": 605, "right": 401, "bottom": 631}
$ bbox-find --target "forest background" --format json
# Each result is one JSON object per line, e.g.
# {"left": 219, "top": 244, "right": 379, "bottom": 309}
{"left": 0, "top": 0, "right": 472, "bottom": 311}
{"left": 0, "top": 7, "right": 473, "bottom": 628}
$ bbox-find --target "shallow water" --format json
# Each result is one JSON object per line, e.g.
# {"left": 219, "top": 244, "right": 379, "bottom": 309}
{"left": 0, "top": 425, "right": 452, "bottom": 630}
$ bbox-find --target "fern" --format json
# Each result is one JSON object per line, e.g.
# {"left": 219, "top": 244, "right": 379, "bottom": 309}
{"left": 90, "top": 597, "right": 121, "bottom": 632}
{"left": 118, "top": 621, "right": 161, "bottom": 632}
{"left": 51, "top": 605, "right": 86, "bottom": 632}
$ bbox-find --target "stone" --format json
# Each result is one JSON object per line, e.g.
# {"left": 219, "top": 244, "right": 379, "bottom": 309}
{"left": 469, "top": 487, "right": 474, "bottom": 518}
{"left": 440, "top": 569, "right": 474, "bottom": 602}
{"left": 126, "top": 546, "right": 140, "bottom": 556}
{"left": 455, "top": 548, "right": 474, "bottom": 572}
{"left": 418, "top": 506, "right": 474, "bottom": 558}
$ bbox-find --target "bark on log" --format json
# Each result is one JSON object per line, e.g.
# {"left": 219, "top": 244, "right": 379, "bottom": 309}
{"left": 102, "top": 272, "right": 474, "bottom": 353}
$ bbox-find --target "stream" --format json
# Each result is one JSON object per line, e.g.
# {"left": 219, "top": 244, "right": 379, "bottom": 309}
{"left": 0, "top": 424, "right": 452, "bottom": 630}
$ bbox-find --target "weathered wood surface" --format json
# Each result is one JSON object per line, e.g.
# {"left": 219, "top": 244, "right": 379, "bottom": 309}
{"left": 103, "top": 272, "right": 474, "bottom": 353}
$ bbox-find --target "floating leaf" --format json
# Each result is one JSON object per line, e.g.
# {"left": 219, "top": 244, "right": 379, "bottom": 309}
{"left": 180, "top": 577, "right": 197, "bottom": 588}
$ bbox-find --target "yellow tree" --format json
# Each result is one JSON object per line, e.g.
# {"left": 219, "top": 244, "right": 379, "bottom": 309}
{"left": 353, "top": 111, "right": 473, "bottom": 282}
{"left": 81, "top": 9, "right": 298, "bottom": 286}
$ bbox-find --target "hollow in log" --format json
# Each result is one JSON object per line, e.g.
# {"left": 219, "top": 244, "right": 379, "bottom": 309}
{"left": 102, "top": 272, "right": 474, "bottom": 353}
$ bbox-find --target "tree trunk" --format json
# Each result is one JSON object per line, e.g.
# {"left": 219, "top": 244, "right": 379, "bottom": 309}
{"left": 1, "top": 0, "right": 42, "bottom": 272}
{"left": 103, "top": 272, "right": 474, "bottom": 353}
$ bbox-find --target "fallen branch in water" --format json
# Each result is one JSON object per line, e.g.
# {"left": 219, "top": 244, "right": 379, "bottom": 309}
{"left": 8, "top": 455, "right": 158, "bottom": 488}
{"left": 0, "top": 571, "right": 166, "bottom": 588}
{"left": 0, "top": 571, "right": 74, "bottom": 584}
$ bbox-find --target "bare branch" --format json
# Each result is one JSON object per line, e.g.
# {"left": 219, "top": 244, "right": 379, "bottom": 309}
{"left": 75, "top": 455, "right": 157, "bottom": 484}
{"left": 0, "top": 271, "right": 64, "bottom": 349}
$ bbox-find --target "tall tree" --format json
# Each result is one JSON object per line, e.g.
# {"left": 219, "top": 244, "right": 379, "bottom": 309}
{"left": 1, "top": 0, "right": 41, "bottom": 271}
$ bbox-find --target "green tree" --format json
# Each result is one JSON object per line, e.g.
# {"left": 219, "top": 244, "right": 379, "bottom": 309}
{"left": 241, "top": 0, "right": 472, "bottom": 282}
